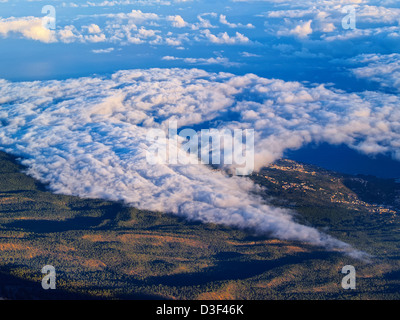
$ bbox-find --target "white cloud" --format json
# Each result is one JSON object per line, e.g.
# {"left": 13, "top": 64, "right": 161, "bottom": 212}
{"left": 92, "top": 47, "right": 115, "bottom": 53}
{"left": 85, "top": 24, "right": 102, "bottom": 34}
{"left": 58, "top": 25, "right": 82, "bottom": 43}
{"left": 167, "top": 15, "right": 188, "bottom": 28}
{"left": 64, "top": 0, "right": 182, "bottom": 7}
{"left": 162, "top": 55, "right": 240, "bottom": 67}
{"left": 219, "top": 14, "right": 255, "bottom": 29}
{"left": 261, "top": 1, "right": 400, "bottom": 44}
{"left": 350, "top": 53, "right": 400, "bottom": 91}
{"left": 104, "top": 9, "right": 160, "bottom": 23}
{"left": 1, "top": 68, "right": 398, "bottom": 259}
{"left": 191, "top": 13, "right": 218, "bottom": 30}
{"left": 201, "top": 29, "right": 250, "bottom": 44}
{"left": 290, "top": 20, "right": 313, "bottom": 38}
{"left": 85, "top": 33, "right": 107, "bottom": 43}
{"left": 0, "top": 16, "right": 56, "bottom": 43}
{"left": 240, "top": 51, "right": 262, "bottom": 58}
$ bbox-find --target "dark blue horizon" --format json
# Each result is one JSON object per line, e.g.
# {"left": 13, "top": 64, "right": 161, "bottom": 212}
{"left": 286, "top": 143, "right": 400, "bottom": 180}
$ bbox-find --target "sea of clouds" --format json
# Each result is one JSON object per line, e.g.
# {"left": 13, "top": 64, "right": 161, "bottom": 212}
{"left": 0, "top": 64, "right": 399, "bottom": 259}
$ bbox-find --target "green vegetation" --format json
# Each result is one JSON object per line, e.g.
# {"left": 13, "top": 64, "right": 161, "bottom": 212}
{"left": 0, "top": 152, "right": 399, "bottom": 299}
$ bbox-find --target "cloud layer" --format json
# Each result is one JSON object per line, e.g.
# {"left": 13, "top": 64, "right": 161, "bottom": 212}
{"left": 350, "top": 53, "right": 400, "bottom": 92}
{"left": 1, "top": 68, "right": 399, "bottom": 259}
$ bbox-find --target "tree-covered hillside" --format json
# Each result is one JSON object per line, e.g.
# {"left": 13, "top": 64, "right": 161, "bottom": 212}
{"left": 0, "top": 152, "right": 399, "bottom": 300}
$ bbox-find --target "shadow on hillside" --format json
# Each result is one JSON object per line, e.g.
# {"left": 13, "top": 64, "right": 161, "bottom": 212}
{"left": 145, "top": 251, "right": 334, "bottom": 287}
{"left": 0, "top": 269, "right": 167, "bottom": 300}
{"left": 0, "top": 270, "right": 100, "bottom": 300}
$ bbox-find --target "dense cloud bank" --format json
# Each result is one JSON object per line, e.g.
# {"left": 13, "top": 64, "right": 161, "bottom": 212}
{"left": 1, "top": 68, "right": 399, "bottom": 258}
{"left": 351, "top": 53, "right": 400, "bottom": 92}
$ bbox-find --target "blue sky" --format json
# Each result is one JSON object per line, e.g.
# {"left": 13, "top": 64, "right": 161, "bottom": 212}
{"left": 0, "top": 0, "right": 399, "bottom": 91}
